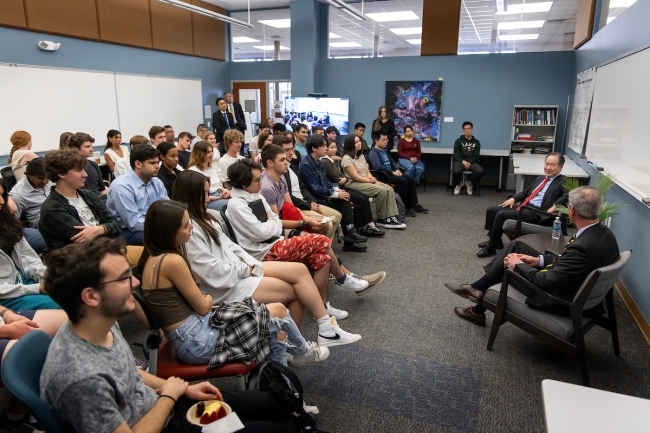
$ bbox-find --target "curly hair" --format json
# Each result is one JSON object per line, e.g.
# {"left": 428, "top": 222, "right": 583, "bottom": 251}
{"left": 8, "top": 131, "right": 31, "bottom": 163}
{"left": 224, "top": 129, "right": 244, "bottom": 151}
{"left": 68, "top": 132, "right": 95, "bottom": 150}
{"left": 44, "top": 150, "right": 88, "bottom": 183}
{"left": 43, "top": 237, "right": 127, "bottom": 324}
{"left": 0, "top": 179, "right": 25, "bottom": 250}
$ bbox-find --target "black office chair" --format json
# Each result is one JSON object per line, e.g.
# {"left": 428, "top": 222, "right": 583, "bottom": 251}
{"left": 219, "top": 204, "right": 239, "bottom": 244}
{"left": 1, "top": 167, "right": 17, "bottom": 193}
{"left": 502, "top": 205, "right": 569, "bottom": 240}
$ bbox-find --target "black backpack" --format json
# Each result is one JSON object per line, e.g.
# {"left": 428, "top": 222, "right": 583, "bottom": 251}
{"left": 247, "top": 361, "right": 316, "bottom": 433}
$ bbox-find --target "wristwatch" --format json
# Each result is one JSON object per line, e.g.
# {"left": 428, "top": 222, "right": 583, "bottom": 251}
{"left": 0, "top": 308, "right": 12, "bottom": 319}
{"left": 299, "top": 220, "right": 305, "bottom": 228}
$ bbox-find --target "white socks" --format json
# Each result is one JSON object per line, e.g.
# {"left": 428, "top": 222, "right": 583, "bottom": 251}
{"left": 317, "top": 315, "right": 335, "bottom": 337}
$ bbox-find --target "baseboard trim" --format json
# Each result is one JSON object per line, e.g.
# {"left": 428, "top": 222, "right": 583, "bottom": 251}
{"left": 615, "top": 281, "right": 650, "bottom": 345}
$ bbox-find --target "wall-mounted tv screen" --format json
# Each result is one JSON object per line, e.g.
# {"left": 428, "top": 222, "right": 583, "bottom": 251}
{"left": 284, "top": 97, "right": 350, "bottom": 134}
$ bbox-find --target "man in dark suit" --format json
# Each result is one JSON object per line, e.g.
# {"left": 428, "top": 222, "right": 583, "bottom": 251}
{"left": 212, "top": 97, "right": 235, "bottom": 156}
{"left": 446, "top": 185, "right": 619, "bottom": 326}
{"left": 477, "top": 152, "right": 569, "bottom": 258}
{"left": 224, "top": 92, "right": 247, "bottom": 134}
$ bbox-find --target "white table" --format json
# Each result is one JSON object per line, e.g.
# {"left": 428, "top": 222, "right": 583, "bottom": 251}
{"left": 391, "top": 147, "right": 510, "bottom": 191}
{"left": 512, "top": 153, "right": 589, "bottom": 193}
{"left": 542, "top": 379, "right": 650, "bottom": 433}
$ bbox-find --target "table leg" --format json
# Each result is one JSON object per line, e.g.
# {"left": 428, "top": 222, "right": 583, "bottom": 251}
{"left": 448, "top": 155, "right": 453, "bottom": 187}
{"left": 515, "top": 174, "right": 524, "bottom": 193}
{"left": 497, "top": 156, "right": 503, "bottom": 192}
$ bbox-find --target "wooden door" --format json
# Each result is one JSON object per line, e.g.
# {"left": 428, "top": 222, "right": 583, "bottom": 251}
{"left": 232, "top": 81, "right": 267, "bottom": 124}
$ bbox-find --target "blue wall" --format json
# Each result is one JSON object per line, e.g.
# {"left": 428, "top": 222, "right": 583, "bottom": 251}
{"left": 0, "top": 26, "right": 230, "bottom": 131}
{"left": 229, "top": 61, "right": 291, "bottom": 81}
{"left": 569, "top": 0, "right": 650, "bottom": 321}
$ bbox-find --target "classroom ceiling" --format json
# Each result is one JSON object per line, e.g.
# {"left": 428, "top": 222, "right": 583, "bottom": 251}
{"left": 204, "top": 0, "right": 638, "bottom": 60}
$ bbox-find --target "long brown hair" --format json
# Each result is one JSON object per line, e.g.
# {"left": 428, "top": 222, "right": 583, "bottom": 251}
{"left": 373, "top": 106, "right": 389, "bottom": 131}
{"left": 136, "top": 200, "right": 192, "bottom": 278}
{"left": 258, "top": 131, "right": 272, "bottom": 151}
{"left": 59, "top": 132, "right": 72, "bottom": 151}
{"left": 343, "top": 134, "right": 362, "bottom": 158}
{"left": 189, "top": 141, "right": 211, "bottom": 170}
{"left": 8, "top": 131, "right": 31, "bottom": 163}
{"left": 172, "top": 170, "right": 221, "bottom": 247}
{"left": 0, "top": 179, "right": 25, "bottom": 249}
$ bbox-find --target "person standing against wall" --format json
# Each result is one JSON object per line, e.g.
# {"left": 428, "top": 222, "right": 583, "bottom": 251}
{"left": 371, "top": 106, "right": 397, "bottom": 152}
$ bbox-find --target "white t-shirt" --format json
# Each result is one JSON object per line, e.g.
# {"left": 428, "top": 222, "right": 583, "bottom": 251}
{"left": 219, "top": 154, "right": 244, "bottom": 180}
{"left": 190, "top": 136, "right": 202, "bottom": 151}
{"left": 189, "top": 165, "right": 224, "bottom": 193}
{"left": 67, "top": 196, "right": 97, "bottom": 227}
{"left": 288, "top": 168, "right": 303, "bottom": 199}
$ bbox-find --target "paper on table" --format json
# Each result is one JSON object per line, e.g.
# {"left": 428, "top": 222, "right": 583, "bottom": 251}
{"left": 202, "top": 412, "right": 244, "bottom": 433}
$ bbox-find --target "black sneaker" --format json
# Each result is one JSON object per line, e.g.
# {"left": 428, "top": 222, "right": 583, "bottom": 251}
{"left": 0, "top": 410, "right": 44, "bottom": 433}
{"left": 376, "top": 217, "right": 406, "bottom": 229}
{"left": 413, "top": 204, "right": 429, "bottom": 213}
{"left": 342, "top": 242, "right": 367, "bottom": 252}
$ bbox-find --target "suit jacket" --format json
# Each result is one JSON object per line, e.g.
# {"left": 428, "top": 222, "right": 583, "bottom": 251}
{"left": 229, "top": 102, "right": 246, "bottom": 132}
{"left": 515, "top": 224, "right": 620, "bottom": 315}
{"left": 213, "top": 110, "right": 235, "bottom": 155}
{"left": 514, "top": 175, "right": 569, "bottom": 223}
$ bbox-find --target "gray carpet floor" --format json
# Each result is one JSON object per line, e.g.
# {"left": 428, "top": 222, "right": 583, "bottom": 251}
{"left": 4, "top": 184, "right": 650, "bottom": 432}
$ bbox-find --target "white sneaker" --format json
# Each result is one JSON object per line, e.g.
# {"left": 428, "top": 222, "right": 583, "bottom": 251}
{"left": 325, "top": 301, "right": 348, "bottom": 319}
{"left": 317, "top": 317, "right": 362, "bottom": 347}
{"left": 466, "top": 180, "right": 473, "bottom": 195}
{"left": 289, "top": 341, "right": 330, "bottom": 367}
{"left": 454, "top": 185, "right": 461, "bottom": 195}
{"left": 335, "top": 274, "right": 369, "bottom": 293}
{"left": 303, "top": 402, "right": 319, "bottom": 415}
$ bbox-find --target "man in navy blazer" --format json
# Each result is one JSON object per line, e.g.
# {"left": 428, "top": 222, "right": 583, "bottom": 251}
{"left": 477, "top": 152, "right": 569, "bottom": 258}
{"left": 446, "top": 185, "right": 619, "bottom": 326}
{"left": 212, "top": 97, "right": 235, "bottom": 155}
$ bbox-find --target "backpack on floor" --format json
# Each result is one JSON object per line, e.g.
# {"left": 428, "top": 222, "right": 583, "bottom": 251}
{"left": 247, "top": 360, "right": 316, "bottom": 433}
{"left": 394, "top": 193, "right": 406, "bottom": 224}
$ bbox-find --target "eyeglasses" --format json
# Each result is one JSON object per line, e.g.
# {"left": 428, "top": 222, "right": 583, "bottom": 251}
{"left": 253, "top": 176, "right": 262, "bottom": 184}
{"left": 96, "top": 271, "right": 133, "bottom": 288}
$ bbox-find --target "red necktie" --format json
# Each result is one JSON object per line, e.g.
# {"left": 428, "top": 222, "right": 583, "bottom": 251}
{"left": 517, "top": 176, "right": 549, "bottom": 210}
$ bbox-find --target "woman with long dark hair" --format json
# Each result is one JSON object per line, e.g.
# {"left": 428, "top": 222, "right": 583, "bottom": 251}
{"left": 138, "top": 198, "right": 328, "bottom": 367}
{"left": 188, "top": 141, "right": 229, "bottom": 211}
{"left": 103, "top": 129, "right": 128, "bottom": 174}
{"left": 371, "top": 106, "right": 396, "bottom": 152}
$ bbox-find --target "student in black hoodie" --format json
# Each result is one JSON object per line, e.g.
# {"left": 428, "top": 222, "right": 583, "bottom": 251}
{"left": 452, "top": 122, "right": 484, "bottom": 195}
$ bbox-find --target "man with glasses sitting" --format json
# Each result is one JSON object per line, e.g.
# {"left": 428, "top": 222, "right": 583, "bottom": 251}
{"left": 476, "top": 152, "right": 569, "bottom": 258}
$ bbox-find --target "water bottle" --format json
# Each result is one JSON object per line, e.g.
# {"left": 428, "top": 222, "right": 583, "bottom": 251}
{"left": 552, "top": 217, "right": 561, "bottom": 240}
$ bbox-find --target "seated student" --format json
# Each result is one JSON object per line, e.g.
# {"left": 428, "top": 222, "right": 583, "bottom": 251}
{"left": 164, "top": 125, "right": 175, "bottom": 142}
{"left": 190, "top": 123, "right": 208, "bottom": 151}
{"left": 293, "top": 123, "right": 309, "bottom": 160}
{"left": 325, "top": 126, "right": 343, "bottom": 161}
{"left": 40, "top": 150, "right": 122, "bottom": 250}
{"left": 249, "top": 122, "right": 270, "bottom": 160}
{"left": 188, "top": 141, "right": 230, "bottom": 211}
{"left": 139, "top": 199, "right": 328, "bottom": 367}
{"left": 58, "top": 131, "right": 72, "bottom": 151}
{"left": 277, "top": 135, "right": 342, "bottom": 241}
{"left": 0, "top": 179, "right": 59, "bottom": 310}
{"left": 452, "top": 121, "right": 484, "bottom": 195}
{"left": 148, "top": 125, "right": 166, "bottom": 148}
{"left": 107, "top": 145, "right": 169, "bottom": 245}
{"left": 8, "top": 158, "right": 52, "bottom": 248}
{"left": 67, "top": 132, "right": 107, "bottom": 196}
{"left": 41, "top": 238, "right": 282, "bottom": 433}
{"left": 7, "top": 131, "right": 38, "bottom": 182}
{"left": 353, "top": 122, "right": 370, "bottom": 155}
{"left": 321, "top": 138, "right": 385, "bottom": 238}
{"left": 218, "top": 130, "right": 245, "bottom": 176}
{"left": 114, "top": 135, "right": 149, "bottom": 178}
{"left": 156, "top": 142, "right": 181, "bottom": 197}
{"left": 297, "top": 136, "right": 373, "bottom": 253}
{"left": 397, "top": 125, "right": 425, "bottom": 181}
{"left": 175, "top": 131, "right": 192, "bottom": 169}
{"left": 368, "top": 131, "right": 428, "bottom": 216}
{"left": 203, "top": 131, "right": 221, "bottom": 163}
{"left": 272, "top": 122, "right": 286, "bottom": 135}
{"left": 341, "top": 134, "right": 405, "bottom": 229}
{"left": 226, "top": 159, "right": 385, "bottom": 322}
{"left": 104, "top": 129, "right": 128, "bottom": 174}
{"left": 312, "top": 125, "right": 324, "bottom": 135}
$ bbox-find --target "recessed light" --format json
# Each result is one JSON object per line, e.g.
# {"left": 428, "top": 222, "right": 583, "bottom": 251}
{"left": 366, "top": 11, "right": 419, "bottom": 22}
{"left": 498, "top": 34, "right": 539, "bottom": 40}
{"left": 389, "top": 27, "right": 422, "bottom": 35}
{"left": 253, "top": 45, "right": 290, "bottom": 50}
{"left": 496, "top": 2, "right": 553, "bottom": 15}
{"left": 330, "top": 32, "right": 342, "bottom": 39}
{"left": 258, "top": 19, "right": 291, "bottom": 28}
{"left": 233, "top": 37, "right": 261, "bottom": 43}
{"left": 330, "top": 41, "right": 362, "bottom": 47}
{"left": 497, "top": 20, "right": 545, "bottom": 30}
{"left": 407, "top": 39, "right": 421, "bottom": 45}
{"left": 609, "top": 0, "right": 636, "bottom": 7}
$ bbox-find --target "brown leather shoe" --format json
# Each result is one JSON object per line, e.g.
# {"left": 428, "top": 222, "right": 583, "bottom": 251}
{"left": 445, "top": 283, "right": 484, "bottom": 303}
{"left": 454, "top": 307, "right": 486, "bottom": 327}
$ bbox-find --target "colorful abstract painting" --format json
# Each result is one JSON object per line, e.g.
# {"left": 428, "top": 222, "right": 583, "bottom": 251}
{"left": 385, "top": 81, "right": 443, "bottom": 141}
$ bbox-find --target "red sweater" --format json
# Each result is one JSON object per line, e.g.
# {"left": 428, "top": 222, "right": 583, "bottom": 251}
{"left": 397, "top": 138, "right": 421, "bottom": 159}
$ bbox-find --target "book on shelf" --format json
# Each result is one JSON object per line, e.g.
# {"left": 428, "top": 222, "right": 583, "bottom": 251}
{"left": 513, "top": 108, "right": 556, "bottom": 125}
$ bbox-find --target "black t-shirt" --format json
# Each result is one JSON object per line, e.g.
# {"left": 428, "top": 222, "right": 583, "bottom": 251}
{"left": 157, "top": 164, "right": 181, "bottom": 197}
{"left": 83, "top": 160, "right": 105, "bottom": 194}
{"left": 177, "top": 150, "right": 190, "bottom": 170}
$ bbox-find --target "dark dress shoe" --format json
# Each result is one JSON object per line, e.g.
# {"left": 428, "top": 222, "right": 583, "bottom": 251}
{"left": 477, "top": 246, "right": 497, "bottom": 258}
{"left": 362, "top": 226, "right": 386, "bottom": 237}
{"left": 405, "top": 208, "right": 417, "bottom": 217}
{"left": 412, "top": 204, "right": 429, "bottom": 213}
{"left": 444, "top": 283, "right": 484, "bottom": 303}
{"left": 454, "top": 307, "right": 486, "bottom": 327}
{"left": 478, "top": 240, "right": 504, "bottom": 249}
{"left": 343, "top": 230, "right": 367, "bottom": 243}
{"left": 342, "top": 242, "right": 367, "bottom": 252}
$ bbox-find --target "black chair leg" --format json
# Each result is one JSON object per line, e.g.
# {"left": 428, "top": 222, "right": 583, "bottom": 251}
{"left": 487, "top": 307, "right": 505, "bottom": 351}
{"left": 574, "top": 329, "right": 590, "bottom": 386}
{"left": 605, "top": 290, "right": 620, "bottom": 357}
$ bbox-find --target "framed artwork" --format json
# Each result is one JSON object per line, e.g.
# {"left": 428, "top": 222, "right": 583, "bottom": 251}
{"left": 385, "top": 81, "right": 443, "bottom": 141}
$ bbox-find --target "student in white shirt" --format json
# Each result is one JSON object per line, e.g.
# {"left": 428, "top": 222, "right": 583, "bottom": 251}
{"left": 218, "top": 130, "right": 245, "bottom": 178}
{"left": 203, "top": 131, "right": 221, "bottom": 163}
{"left": 103, "top": 129, "right": 129, "bottom": 174}
{"left": 188, "top": 141, "right": 229, "bottom": 211}
{"left": 190, "top": 124, "right": 208, "bottom": 151}
{"left": 113, "top": 135, "right": 149, "bottom": 178}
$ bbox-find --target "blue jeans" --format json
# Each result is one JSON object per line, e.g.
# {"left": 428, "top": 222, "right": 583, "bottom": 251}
{"left": 23, "top": 228, "right": 46, "bottom": 253}
{"left": 120, "top": 228, "right": 143, "bottom": 246}
{"left": 267, "top": 310, "right": 307, "bottom": 366}
{"left": 399, "top": 158, "right": 425, "bottom": 181}
{"left": 167, "top": 313, "right": 220, "bottom": 364}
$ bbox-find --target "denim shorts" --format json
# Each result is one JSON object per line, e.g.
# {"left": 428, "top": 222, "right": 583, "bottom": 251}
{"left": 167, "top": 313, "right": 220, "bottom": 364}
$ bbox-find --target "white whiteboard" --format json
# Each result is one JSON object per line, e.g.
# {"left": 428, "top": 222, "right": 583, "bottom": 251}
{"left": 0, "top": 65, "right": 119, "bottom": 154}
{"left": 115, "top": 74, "right": 203, "bottom": 141}
{"left": 0, "top": 64, "right": 203, "bottom": 157}
{"left": 586, "top": 46, "right": 650, "bottom": 201}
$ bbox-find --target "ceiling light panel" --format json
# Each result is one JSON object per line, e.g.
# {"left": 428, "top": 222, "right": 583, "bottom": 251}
{"left": 232, "top": 36, "right": 260, "bottom": 43}
{"left": 498, "top": 33, "right": 540, "bottom": 40}
{"left": 365, "top": 11, "right": 420, "bottom": 22}
{"left": 496, "top": 2, "right": 553, "bottom": 15}
{"left": 407, "top": 39, "right": 421, "bottom": 45}
{"left": 330, "top": 41, "right": 362, "bottom": 47}
{"left": 497, "top": 20, "right": 545, "bottom": 30}
{"left": 330, "top": 32, "right": 342, "bottom": 38}
{"left": 609, "top": 0, "right": 637, "bottom": 7}
{"left": 253, "top": 45, "right": 290, "bottom": 50}
{"left": 389, "top": 27, "right": 422, "bottom": 35}
{"left": 258, "top": 19, "right": 291, "bottom": 28}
